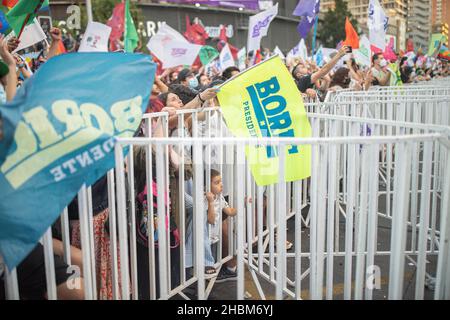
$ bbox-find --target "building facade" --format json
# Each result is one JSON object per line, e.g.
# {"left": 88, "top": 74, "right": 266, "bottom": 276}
{"left": 320, "top": 0, "right": 407, "bottom": 51}
{"left": 432, "top": 0, "right": 449, "bottom": 45}
{"left": 48, "top": 0, "right": 303, "bottom": 53}
{"left": 407, "top": 0, "right": 432, "bottom": 49}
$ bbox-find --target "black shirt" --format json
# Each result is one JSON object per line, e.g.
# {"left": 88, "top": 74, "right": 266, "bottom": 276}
{"left": 296, "top": 74, "right": 313, "bottom": 93}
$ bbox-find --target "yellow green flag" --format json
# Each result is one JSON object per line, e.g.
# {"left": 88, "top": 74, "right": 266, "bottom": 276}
{"left": 217, "top": 56, "right": 311, "bottom": 186}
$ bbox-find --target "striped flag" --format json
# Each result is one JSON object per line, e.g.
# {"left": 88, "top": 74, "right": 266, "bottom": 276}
{"left": 6, "top": 0, "right": 49, "bottom": 35}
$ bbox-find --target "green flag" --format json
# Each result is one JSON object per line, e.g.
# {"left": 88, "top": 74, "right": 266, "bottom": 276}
{"left": 427, "top": 33, "right": 446, "bottom": 57}
{"left": 6, "top": 0, "right": 49, "bottom": 36}
{"left": 199, "top": 46, "right": 219, "bottom": 65}
{"left": 124, "top": 0, "right": 138, "bottom": 53}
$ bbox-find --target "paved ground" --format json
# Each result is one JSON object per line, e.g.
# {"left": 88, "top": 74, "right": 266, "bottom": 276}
{"left": 199, "top": 203, "right": 439, "bottom": 300}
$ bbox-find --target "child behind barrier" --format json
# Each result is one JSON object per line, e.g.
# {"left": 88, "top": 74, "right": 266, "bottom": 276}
{"left": 185, "top": 169, "right": 236, "bottom": 279}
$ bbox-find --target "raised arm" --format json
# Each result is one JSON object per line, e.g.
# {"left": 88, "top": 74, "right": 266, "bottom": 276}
{"left": 47, "top": 28, "right": 63, "bottom": 60}
{"left": 311, "top": 46, "right": 348, "bottom": 84}
{"left": 0, "top": 35, "right": 17, "bottom": 101}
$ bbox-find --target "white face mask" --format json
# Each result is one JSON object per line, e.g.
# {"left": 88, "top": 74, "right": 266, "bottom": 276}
{"left": 379, "top": 59, "right": 387, "bottom": 67}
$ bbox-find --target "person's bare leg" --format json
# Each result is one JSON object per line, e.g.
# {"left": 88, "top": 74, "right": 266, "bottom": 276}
{"left": 55, "top": 278, "right": 85, "bottom": 300}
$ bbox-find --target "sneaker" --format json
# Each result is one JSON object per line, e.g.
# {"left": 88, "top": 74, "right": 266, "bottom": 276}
{"left": 216, "top": 267, "right": 238, "bottom": 283}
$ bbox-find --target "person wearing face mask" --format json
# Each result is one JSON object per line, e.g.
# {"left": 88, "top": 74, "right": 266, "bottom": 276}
{"left": 328, "top": 67, "right": 352, "bottom": 91}
{"left": 291, "top": 45, "right": 350, "bottom": 98}
{"left": 177, "top": 68, "right": 199, "bottom": 90}
{"left": 371, "top": 53, "right": 391, "bottom": 86}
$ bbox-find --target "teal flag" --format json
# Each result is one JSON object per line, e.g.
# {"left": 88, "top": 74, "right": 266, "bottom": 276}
{"left": 0, "top": 53, "right": 156, "bottom": 269}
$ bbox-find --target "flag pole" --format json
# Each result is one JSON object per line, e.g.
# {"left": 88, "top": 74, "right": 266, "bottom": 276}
{"left": 86, "top": 0, "right": 93, "bottom": 23}
{"left": 17, "top": 13, "right": 31, "bottom": 39}
{"left": 17, "top": 0, "right": 45, "bottom": 39}
{"left": 311, "top": 15, "right": 319, "bottom": 56}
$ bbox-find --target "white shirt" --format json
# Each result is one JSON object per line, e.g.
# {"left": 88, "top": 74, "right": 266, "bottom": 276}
{"left": 205, "top": 194, "right": 230, "bottom": 243}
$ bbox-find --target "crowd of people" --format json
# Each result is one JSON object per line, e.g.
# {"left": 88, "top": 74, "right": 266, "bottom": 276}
{"left": 0, "top": 22, "right": 449, "bottom": 300}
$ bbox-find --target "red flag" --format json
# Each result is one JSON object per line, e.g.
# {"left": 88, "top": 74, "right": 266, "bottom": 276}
{"left": 219, "top": 24, "right": 227, "bottom": 43}
{"left": 107, "top": 2, "right": 125, "bottom": 52}
{"left": 217, "top": 25, "right": 238, "bottom": 60}
{"left": 184, "top": 15, "right": 208, "bottom": 45}
{"left": 254, "top": 49, "right": 262, "bottom": 64}
{"left": 342, "top": 17, "right": 359, "bottom": 49}
{"left": 2, "top": 0, "right": 18, "bottom": 9}
{"left": 406, "top": 39, "right": 414, "bottom": 53}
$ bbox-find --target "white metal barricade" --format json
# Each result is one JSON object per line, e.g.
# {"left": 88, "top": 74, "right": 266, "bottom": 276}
{"left": 3, "top": 109, "right": 450, "bottom": 300}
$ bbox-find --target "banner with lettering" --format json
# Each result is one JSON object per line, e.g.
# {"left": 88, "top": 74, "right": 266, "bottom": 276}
{"left": 247, "top": 3, "right": 278, "bottom": 53}
{"left": 0, "top": 53, "right": 156, "bottom": 269}
{"left": 217, "top": 56, "right": 311, "bottom": 186}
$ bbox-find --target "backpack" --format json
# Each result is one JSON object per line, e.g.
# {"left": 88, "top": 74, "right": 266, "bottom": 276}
{"left": 136, "top": 181, "right": 179, "bottom": 249}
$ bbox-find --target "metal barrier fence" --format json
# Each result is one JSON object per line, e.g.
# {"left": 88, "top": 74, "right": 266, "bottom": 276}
{"left": 3, "top": 109, "right": 449, "bottom": 300}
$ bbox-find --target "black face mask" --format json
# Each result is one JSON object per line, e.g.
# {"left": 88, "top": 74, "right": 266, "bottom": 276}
{"left": 343, "top": 78, "right": 351, "bottom": 85}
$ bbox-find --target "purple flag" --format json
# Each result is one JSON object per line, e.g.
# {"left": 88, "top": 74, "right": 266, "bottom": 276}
{"left": 297, "top": 16, "right": 315, "bottom": 38}
{"left": 293, "top": 0, "right": 320, "bottom": 17}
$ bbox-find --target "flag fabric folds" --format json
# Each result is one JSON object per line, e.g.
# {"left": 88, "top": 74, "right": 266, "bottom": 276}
{"left": 428, "top": 33, "right": 447, "bottom": 57}
{"left": 107, "top": 2, "right": 125, "bottom": 52}
{"left": 78, "top": 21, "right": 112, "bottom": 53}
{"left": 293, "top": 0, "right": 320, "bottom": 39}
{"left": 247, "top": 3, "right": 278, "bottom": 53}
{"left": 342, "top": 17, "right": 359, "bottom": 49}
{"left": 367, "top": 0, "right": 388, "bottom": 52}
{"left": 124, "top": 0, "right": 138, "bottom": 53}
{"left": 199, "top": 45, "right": 219, "bottom": 65}
{"left": 184, "top": 15, "right": 209, "bottom": 45}
{"left": 6, "top": 0, "right": 49, "bottom": 36}
{"left": 0, "top": 53, "right": 156, "bottom": 270}
{"left": 217, "top": 56, "right": 312, "bottom": 186}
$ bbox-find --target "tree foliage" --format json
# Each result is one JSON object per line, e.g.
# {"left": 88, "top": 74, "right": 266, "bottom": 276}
{"left": 317, "top": 0, "right": 359, "bottom": 48}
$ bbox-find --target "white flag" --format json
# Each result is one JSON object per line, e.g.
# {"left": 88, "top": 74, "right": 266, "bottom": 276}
{"left": 219, "top": 43, "right": 235, "bottom": 71}
{"left": 163, "top": 40, "right": 202, "bottom": 69}
{"left": 147, "top": 23, "right": 189, "bottom": 61}
{"left": 78, "top": 22, "right": 112, "bottom": 52}
{"left": 273, "top": 46, "right": 285, "bottom": 59}
{"left": 8, "top": 19, "right": 47, "bottom": 53}
{"left": 354, "top": 35, "right": 372, "bottom": 67}
{"left": 247, "top": 3, "right": 278, "bottom": 53}
{"left": 368, "top": 0, "right": 388, "bottom": 52}
{"left": 237, "top": 47, "right": 247, "bottom": 71}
